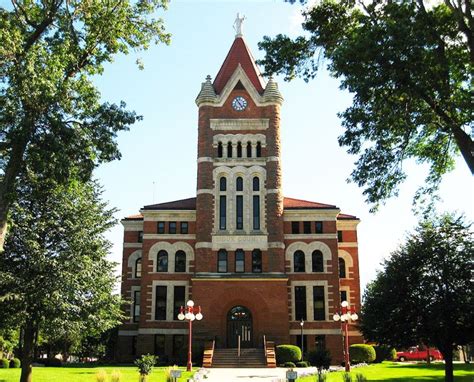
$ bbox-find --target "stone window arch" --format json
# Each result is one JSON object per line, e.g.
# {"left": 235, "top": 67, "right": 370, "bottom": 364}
{"left": 175, "top": 250, "right": 186, "bottom": 273}
{"left": 157, "top": 250, "right": 168, "bottom": 272}
{"left": 294, "top": 250, "right": 305, "bottom": 272}
{"left": 338, "top": 250, "right": 353, "bottom": 279}
{"left": 312, "top": 250, "right": 324, "bottom": 273}
{"left": 286, "top": 242, "right": 332, "bottom": 273}
{"left": 149, "top": 242, "right": 194, "bottom": 273}
{"left": 127, "top": 250, "right": 142, "bottom": 279}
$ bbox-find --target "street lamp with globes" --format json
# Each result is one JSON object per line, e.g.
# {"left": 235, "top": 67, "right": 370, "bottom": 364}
{"left": 178, "top": 300, "right": 203, "bottom": 371}
{"left": 333, "top": 300, "right": 358, "bottom": 372}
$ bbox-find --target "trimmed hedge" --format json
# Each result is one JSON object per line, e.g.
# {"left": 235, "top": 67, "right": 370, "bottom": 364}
{"left": 296, "top": 361, "right": 310, "bottom": 367}
{"left": 0, "top": 359, "right": 10, "bottom": 368}
{"left": 349, "top": 344, "right": 376, "bottom": 364}
{"left": 10, "top": 358, "right": 21, "bottom": 368}
{"left": 276, "top": 345, "right": 302, "bottom": 364}
{"left": 373, "top": 345, "right": 397, "bottom": 363}
{"left": 283, "top": 361, "right": 296, "bottom": 368}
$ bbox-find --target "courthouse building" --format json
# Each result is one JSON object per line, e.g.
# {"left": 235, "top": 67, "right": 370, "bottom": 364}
{"left": 117, "top": 23, "right": 363, "bottom": 365}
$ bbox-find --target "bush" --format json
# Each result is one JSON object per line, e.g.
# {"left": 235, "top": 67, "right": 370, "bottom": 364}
{"left": 349, "top": 344, "right": 376, "bottom": 364}
{"left": 355, "top": 374, "right": 367, "bottom": 382}
{"left": 276, "top": 345, "right": 301, "bottom": 364}
{"left": 373, "top": 345, "right": 397, "bottom": 363}
{"left": 110, "top": 370, "right": 122, "bottom": 382}
{"left": 9, "top": 358, "right": 20, "bottom": 368}
{"left": 0, "top": 359, "right": 9, "bottom": 368}
{"left": 134, "top": 354, "right": 157, "bottom": 376}
{"left": 95, "top": 369, "right": 107, "bottom": 382}
{"left": 308, "top": 349, "right": 331, "bottom": 373}
{"left": 283, "top": 361, "right": 296, "bottom": 368}
{"left": 342, "top": 372, "right": 352, "bottom": 382}
{"left": 296, "top": 361, "right": 310, "bottom": 367}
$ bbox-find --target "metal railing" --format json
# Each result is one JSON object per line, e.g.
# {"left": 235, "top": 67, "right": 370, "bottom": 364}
{"left": 237, "top": 335, "right": 241, "bottom": 357}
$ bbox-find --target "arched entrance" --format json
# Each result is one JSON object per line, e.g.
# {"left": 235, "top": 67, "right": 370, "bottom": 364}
{"left": 227, "top": 306, "right": 253, "bottom": 348}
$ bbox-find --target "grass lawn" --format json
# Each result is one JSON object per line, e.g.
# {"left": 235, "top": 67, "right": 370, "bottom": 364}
{"left": 297, "top": 362, "right": 474, "bottom": 381}
{"left": 0, "top": 366, "right": 194, "bottom": 382}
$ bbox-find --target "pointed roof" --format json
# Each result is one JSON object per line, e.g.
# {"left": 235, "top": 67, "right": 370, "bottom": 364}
{"left": 283, "top": 197, "right": 338, "bottom": 210}
{"left": 213, "top": 37, "right": 266, "bottom": 94}
{"left": 142, "top": 197, "right": 197, "bottom": 211}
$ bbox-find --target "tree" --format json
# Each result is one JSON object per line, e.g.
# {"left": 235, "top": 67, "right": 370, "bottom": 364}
{"left": 0, "top": 173, "right": 123, "bottom": 382}
{"left": 360, "top": 214, "right": 474, "bottom": 382}
{"left": 0, "top": 0, "right": 171, "bottom": 250}
{"left": 258, "top": 0, "right": 473, "bottom": 211}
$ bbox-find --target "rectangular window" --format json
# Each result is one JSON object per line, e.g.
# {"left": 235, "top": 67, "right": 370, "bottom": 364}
{"left": 173, "top": 286, "right": 185, "bottom": 321}
{"left": 157, "top": 221, "right": 165, "bottom": 234}
{"left": 138, "top": 231, "right": 143, "bottom": 243}
{"left": 154, "top": 334, "right": 165, "bottom": 356}
{"left": 219, "top": 196, "right": 226, "bottom": 230}
{"left": 252, "top": 250, "right": 262, "bottom": 273}
{"left": 218, "top": 250, "right": 228, "bottom": 273}
{"left": 313, "top": 286, "right": 325, "bottom": 321}
{"left": 294, "top": 286, "right": 307, "bottom": 321}
{"left": 133, "top": 290, "right": 141, "bottom": 323}
{"left": 337, "top": 230, "right": 343, "bottom": 242}
{"left": 303, "top": 221, "right": 311, "bottom": 234}
{"left": 155, "top": 286, "right": 167, "bottom": 320}
{"left": 291, "top": 222, "right": 300, "bottom": 234}
{"left": 340, "top": 290, "right": 348, "bottom": 304}
{"left": 315, "top": 221, "right": 323, "bottom": 234}
{"left": 236, "top": 195, "right": 243, "bottom": 230}
{"left": 315, "top": 335, "right": 326, "bottom": 351}
{"left": 169, "top": 222, "right": 177, "bottom": 234}
{"left": 173, "top": 335, "right": 185, "bottom": 357}
{"left": 253, "top": 195, "right": 260, "bottom": 230}
{"left": 180, "top": 222, "right": 188, "bottom": 234}
{"left": 235, "top": 250, "right": 245, "bottom": 273}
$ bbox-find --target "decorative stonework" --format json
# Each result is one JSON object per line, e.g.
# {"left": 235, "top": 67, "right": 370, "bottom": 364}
{"left": 210, "top": 119, "right": 269, "bottom": 131}
{"left": 212, "top": 234, "right": 268, "bottom": 250}
{"left": 148, "top": 241, "right": 195, "bottom": 273}
{"left": 285, "top": 241, "right": 332, "bottom": 273}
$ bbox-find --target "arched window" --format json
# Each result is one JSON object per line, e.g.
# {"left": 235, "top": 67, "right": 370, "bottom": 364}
{"left": 220, "top": 177, "right": 227, "bottom": 191}
{"left": 294, "top": 250, "right": 305, "bottom": 272}
{"left": 246, "top": 142, "right": 252, "bottom": 157}
{"left": 252, "top": 177, "right": 260, "bottom": 191}
{"left": 339, "top": 257, "right": 346, "bottom": 278}
{"left": 175, "top": 250, "right": 186, "bottom": 272}
{"left": 237, "top": 142, "right": 242, "bottom": 158}
{"left": 220, "top": 196, "right": 226, "bottom": 230}
{"left": 312, "top": 250, "right": 324, "bottom": 272}
{"left": 135, "top": 258, "right": 142, "bottom": 278}
{"left": 256, "top": 142, "right": 262, "bottom": 157}
{"left": 157, "top": 250, "right": 168, "bottom": 272}
{"left": 252, "top": 249, "right": 262, "bottom": 273}
{"left": 218, "top": 249, "right": 228, "bottom": 273}
{"left": 235, "top": 249, "right": 245, "bottom": 273}
{"left": 227, "top": 142, "right": 233, "bottom": 158}
{"left": 236, "top": 177, "right": 243, "bottom": 191}
{"left": 217, "top": 142, "right": 223, "bottom": 158}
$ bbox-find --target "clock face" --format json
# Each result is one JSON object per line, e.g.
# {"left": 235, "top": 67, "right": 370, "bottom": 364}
{"left": 232, "top": 96, "right": 247, "bottom": 111}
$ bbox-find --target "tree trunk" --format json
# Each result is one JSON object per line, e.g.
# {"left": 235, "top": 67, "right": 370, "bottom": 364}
{"left": 20, "top": 323, "right": 36, "bottom": 382}
{"left": 450, "top": 124, "right": 474, "bottom": 175}
{"left": 442, "top": 345, "right": 454, "bottom": 382}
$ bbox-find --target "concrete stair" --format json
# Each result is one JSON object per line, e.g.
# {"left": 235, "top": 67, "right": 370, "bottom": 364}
{"left": 211, "top": 348, "right": 267, "bottom": 368}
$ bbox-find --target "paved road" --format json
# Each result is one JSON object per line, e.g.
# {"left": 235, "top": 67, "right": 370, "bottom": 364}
{"left": 191, "top": 367, "right": 319, "bottom": 382}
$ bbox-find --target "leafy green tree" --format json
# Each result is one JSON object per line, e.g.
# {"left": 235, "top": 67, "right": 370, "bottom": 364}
{"left": 0, "top": 0, "right": 171, "bottom": 250}
{"left": 360, "top": 214, "right": 474, "bottom": 382}
{"left": 258, "top": 0, "right": 473, "bottom": 211}
{"left": 0, "top": 173, "right": 123, "bottom": 382}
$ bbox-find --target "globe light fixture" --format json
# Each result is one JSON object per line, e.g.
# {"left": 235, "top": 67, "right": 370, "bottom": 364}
{"left": 333, "top": 300, "right": 358, "bottom": 372}
{"left": 178, "top": 300, "right": 203, "bottom": 371}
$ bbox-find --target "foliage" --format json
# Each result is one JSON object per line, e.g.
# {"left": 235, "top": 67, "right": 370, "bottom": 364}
{"left": 0, "top": 174, "right": 123, "bottom": 382}
{"left": 95, "top": 369, "right": 108, "bottom": 382}
{"left": 9, "top": 358, "right": 20, "bottom": 369}
{"left": 307, "top": 349, "right": 331, "bottom": 375}
{"left": 110, "top": 370, "right": 122, "bottom": 382}
{"left": 342, "top": 372, "right": 352, "bottom": 382}
{"left": 0, "top": 0, "right": 171, "bottom": 250}
{"left": 135, "top": 354, "right": 157, "bottom": 376}
{"left": 316, "top": 373, "right": 327, "bottom": 382}
{"left": 258, "top": 0, "right": 473, "bottom": 211}
{"left": 360, "top": 213, "right": 474, "bottom": 382}
{"left": 283, "top": 361, "right": 296, "bottom": 368}
{"left": 0, "top": 359, "right": 9, "bottom": 368}
{"left": 0, "top": 330, "right": 17, "bottom": 359}
{"left": 296, "top": 361, "right": 310, "bottom": 367}
{"left": 355, "top": 374, "right": 367, "bottom": 382}
{"left": 276, "top": 345, "right": 302, "bottom": 364}
{"left": 164, "top": 365, "right": 178, "bottom": 382}
{"left": 373, "top": 345, "right": 397, "bottom": 363}
{"left": 349, "top": 344, "right": 376, "bottom": 364}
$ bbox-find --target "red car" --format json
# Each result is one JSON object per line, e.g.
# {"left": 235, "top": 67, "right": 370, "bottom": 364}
{"left": 396, "top": 347, "right": 443, "bottom": 362}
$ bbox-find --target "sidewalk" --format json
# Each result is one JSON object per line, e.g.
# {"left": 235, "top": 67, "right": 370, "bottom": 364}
{"left": 191, "top": 367, "right": 319, "bottom": 382}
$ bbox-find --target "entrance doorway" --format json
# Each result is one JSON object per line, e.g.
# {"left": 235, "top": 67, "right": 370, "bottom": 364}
{"left": 227, "top": 306, "right": 253, "bottom": 348}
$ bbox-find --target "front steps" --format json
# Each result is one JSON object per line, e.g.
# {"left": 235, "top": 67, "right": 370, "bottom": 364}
{"left": 211, "top": 348, "right": 267, "bottom": 368}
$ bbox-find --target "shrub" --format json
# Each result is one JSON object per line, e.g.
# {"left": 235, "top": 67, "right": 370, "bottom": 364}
{"left": 283, "top": 361, "right": 296, "bottom": 368}
{"left": 296, "top": 361, "right": 310, "bottom": 367}
{"left": 9, "top": 358, "right": 20, "bottom": 368}
{"left": 110, "top": 370, "right": 122, "bottom": 382}
{"left": 342, "top": 372, "right": 352, "bottom": 382}
{"left": 307, "top": 349, "right": 331, "bottom": 374}
{"left": 349, "top": 344, "right": 376, "bottom": 364}
{"left": 276, "top": 345, "right": 301, "bottom": 364}
{"left": 0, "top": 359, "right": 9, "bottom": 368}
{"left": 95, "top": 369, "right": 107, "bottom": 382}
{"left": 373, "top": 345, "right": 397, "bottom": 363}
{"left": 355, "top": 374, "right": 367, "bottom": 382}
{"left": 135, "top": 354, "right": 157, "bottom": 377}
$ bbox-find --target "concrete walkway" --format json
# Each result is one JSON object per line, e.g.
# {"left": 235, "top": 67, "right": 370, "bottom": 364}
{"left": 191, "top": 367, "right": 319, "bottom": 382}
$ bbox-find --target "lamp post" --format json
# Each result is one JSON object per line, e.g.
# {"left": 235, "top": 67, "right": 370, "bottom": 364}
{"left": 300, "top": 319, "right": 304, "bottom": 362}
{"left": 333, "top": 300, "right": 358, "bottom": 372}
{"left": 178, "top": 300, "right": 203, "bottom": 372}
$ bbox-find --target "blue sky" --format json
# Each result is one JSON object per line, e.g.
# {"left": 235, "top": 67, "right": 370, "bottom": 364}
{"left": 92, "top": 0, "right": 474, "bottom": 290}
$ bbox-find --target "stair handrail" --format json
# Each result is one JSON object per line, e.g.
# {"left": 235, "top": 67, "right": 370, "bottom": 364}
{"left": 263, "top": 334, "right": 266, "bottom": 353}
{"left": 238, "top": 335, "right": 241, "bottom": 357}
